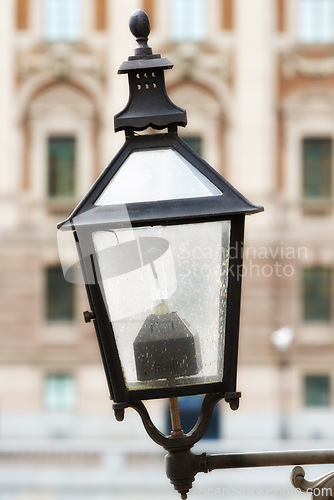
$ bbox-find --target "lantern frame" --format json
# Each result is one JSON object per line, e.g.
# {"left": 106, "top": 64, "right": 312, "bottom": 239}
{"left": 58, "top": 131, "right": 262, "bottom": 405}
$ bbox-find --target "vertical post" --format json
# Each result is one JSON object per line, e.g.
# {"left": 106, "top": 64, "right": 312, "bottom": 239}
{"left": 278, "top": 354, "right": 289, "bottom": 439}
{"left": 169, "top": 397, "right": 183, "bottom": 437}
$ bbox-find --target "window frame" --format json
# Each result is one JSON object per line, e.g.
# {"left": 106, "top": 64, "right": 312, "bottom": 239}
{"left": 298, "top": 0, "right": 334, "bottom": 44}
{"left": 170, "top": 0, "right": 207, "bottom": 42}
{"left": 47, "top": 135, "right": 77, "bottom": 200}
{"left": 302, "top": 137, "right": 333, "bottom": 200}
{"left": 304, "top": 374, "right": 331, "bottom": 407}
{"left": 302, "top": 266, "right": 332, "bottom": 323}
{"left": 44, "top": 373, "right": 76, "bottom": 412}
{"left": 282, "top": 89, "right": 334, "bottom": 219}
{"left": 45, "top": 264, "right": 75, "bottom": 323}
{"left": 44, "top": 0, "right": 81, "bottom": 42}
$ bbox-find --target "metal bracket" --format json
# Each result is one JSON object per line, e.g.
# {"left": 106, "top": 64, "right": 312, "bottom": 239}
{"left": 127, "top": 392, "right": 224, "bottom": 450}
{"left": 114, "top": 395, "right": 334, "bottom": 499}
{"left": 112, "top": 393, "right": 223, "bottom": 498}
{"left": 224, "top": 391, "right": 241, "bottom": 410}
{"left": 291, "top": 466, "right": 334, "bottom": 499}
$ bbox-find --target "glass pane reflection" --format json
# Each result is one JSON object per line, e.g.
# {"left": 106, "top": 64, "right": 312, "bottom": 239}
{"left": 93, "top": 220, "right": 230, "bottom": 391}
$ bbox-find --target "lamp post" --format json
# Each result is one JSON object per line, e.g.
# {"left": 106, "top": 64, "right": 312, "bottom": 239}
{"left": 58, "top": 10, "right": 334, "bottom": 499}
{"left": 271, "top": 327, "right": 294, "bottom": 440}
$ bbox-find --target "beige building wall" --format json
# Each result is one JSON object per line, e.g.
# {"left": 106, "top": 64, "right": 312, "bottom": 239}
{"left": 0, "top": 0, "right": 333, "bottom": 446}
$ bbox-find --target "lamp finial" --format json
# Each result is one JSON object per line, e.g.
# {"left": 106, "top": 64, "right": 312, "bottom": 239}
{"left": 129, "top": 10, "right": 152, "bottom": 57}
{"left": 114, "top": 9, "right": 187, "bottom": 133}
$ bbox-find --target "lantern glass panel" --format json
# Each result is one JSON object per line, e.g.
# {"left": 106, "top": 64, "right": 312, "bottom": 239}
{"left": 95, "top": 148, "right": 222, "bottom": 206}
{"left": 92, "top": 220, "right": 230, "bottom": 391}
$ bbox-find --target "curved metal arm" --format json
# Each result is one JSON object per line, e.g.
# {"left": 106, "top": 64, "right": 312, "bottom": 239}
{"left": 206, "top": 449, "right": 334, "bottom": 471}
{"left": 127, "top": 393, "right": 224, "bottom": 451}
{"left": 128, "top": 400, "right": 171, "bottom": 448}
{"left": 291, "top": 466, "right": 334, "bottom": 499}
{"left": 115, "top": 398, "right": 334, "bottom": 499}
{"left": 182, "top": 393, "right": 224, "bottom": 447}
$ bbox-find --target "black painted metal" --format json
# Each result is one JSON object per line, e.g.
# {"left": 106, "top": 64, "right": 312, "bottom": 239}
{"left": 58, "top": 133, "right": 263, "bottom": 231}
{"left": 114, "top": 10, "right": 187, "bottom": 132}
{"left": 128, "top": 9, "right": 152, "bottom": 57}
{"left": 119, "top": 391, "right": 334, "bottom": 499}
{"left": 206, "top": 449, "right": 334, "bottom": 470}
{"left": 165, "top": 448, "right": 334, "bottom": 499}
{"left": 113, "top": 393, "right": 223, "bottom": 450}
{"left": 124, "top": 393, "right": 224, "bottom": 498}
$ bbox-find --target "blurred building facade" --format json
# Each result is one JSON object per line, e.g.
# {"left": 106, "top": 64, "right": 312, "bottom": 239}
{"left": 1, "top": 0, "right": 334, "bottom": 480}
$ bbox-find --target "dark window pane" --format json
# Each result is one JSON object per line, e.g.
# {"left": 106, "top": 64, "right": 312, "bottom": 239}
{"left": 48, "top": 137, "right": 76, "bottom": 198}
{"left": 302, "top": 138, "right": 332, "bottom": 199}
{"left": 303, "top": 267, "right": 332, "bottom": 321}
{"left": 166, "top": 396, "right": 220, "bottom": 439}
{"left": 305, "top": 375, "right": 330, "bottom": 407}
{"left": 46, "top": 266, "right": 74, "bottom": 321}
{"left": 45, "top": 374, "right": 76, "bottom": 411}
{"left": 182, "top": 136, "right": 203, "bottom": 156}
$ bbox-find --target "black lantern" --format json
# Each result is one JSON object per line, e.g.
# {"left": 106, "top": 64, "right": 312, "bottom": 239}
{"left": 58, "top": 10, "right": 263, "bottom": 409}
{"left": 56, "top": 12, "right": 334, "bottom": 500}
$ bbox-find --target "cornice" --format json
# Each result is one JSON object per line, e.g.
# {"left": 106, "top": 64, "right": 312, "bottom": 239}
{"left": 16, "top": 43, "right": 106, "bottom": 84}
{"left": 282, "top": 50, "right": 334, "bottom": 79}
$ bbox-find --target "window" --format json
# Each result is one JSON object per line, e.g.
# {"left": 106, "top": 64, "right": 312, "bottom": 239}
{"left": 166, "top": 396, "right": 220, "bottom": 439}
{"left": 44, "top": 374, "right": 76, "bottom": 411}
{"left": 305, "top": 375, "right": 330, "bottom": 406}
{"left": 46, "top": 265, "right": 74, "bottom": 321}
{"left": 44, "top": 0, "right": 80, "bottom": 42}
{"left": 170, "top": 0, "right": 206, "bottom": 42}
{"left": 302, "top": 267, "right": 332, "bottom": 321}
{"left": 298, "top": 0, "right": 334, "bottom": 44}
{"left": 302, "top": 138, "right": 332, "bottom": 199}
{"left": 182, "top": 136, "right": 203, "bottom": 156}
{"left": 48, "top": 136, "right": 76, "bottom": 199}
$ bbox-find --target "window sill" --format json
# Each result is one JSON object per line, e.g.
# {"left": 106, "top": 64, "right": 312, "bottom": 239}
{"left": 42, "top": 321, "right": 78, "bottom": 344}
{"left": 295, "top": 42, "right": 334, "bottom": 53}
{"left": 301, "top": 199, "right": 333, "bottom": 217}
{"left": 46, "top": 198, "right": 78, "bottom": 218}
{"left": 299, "top": 323, "right": 333, "bottom": 345}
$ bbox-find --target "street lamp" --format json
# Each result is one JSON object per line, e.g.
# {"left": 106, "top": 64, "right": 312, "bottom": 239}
{"left": 58, "top": 10, "right": 334, "bottom": 500}
{"left": 271, "top": 327, "right": 294, "bottom": 439}
{"left": 58, "top": 9, "right": 262, "bottom": 409}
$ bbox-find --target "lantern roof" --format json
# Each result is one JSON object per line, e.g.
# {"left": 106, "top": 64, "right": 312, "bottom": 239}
{"left": 58, "top": 133, "right": 263, "bottom": 231}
